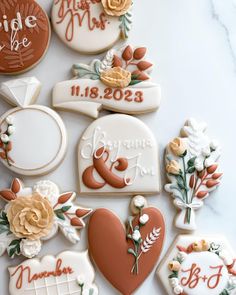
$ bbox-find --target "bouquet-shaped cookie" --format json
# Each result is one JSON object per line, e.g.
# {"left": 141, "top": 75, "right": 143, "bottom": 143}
{"left": 165, "top": 118, "right": 222, "bottom": 231}
{"left": 0, "top": 179, "right": 92, "bottom": 258}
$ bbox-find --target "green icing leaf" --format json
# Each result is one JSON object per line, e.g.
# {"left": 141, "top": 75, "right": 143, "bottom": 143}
{"left": 61, "top": 206, "right": 71, "bottom": 213}
{"left": 187, "top": 166, "right": 195, "bottom": 174}
{"left": 128, "top": 248, "right": 137, "bottom": 257}
{"left": 89, "top": 289, "right": 94, "bottom": 295}
{"left": 176, "top": 175, "right": 186, "bottom": 190}
{"left": 72, "top": 63, "right": 101, "bottom": 80}
{"left": 54, "top": 209, "right": 66, "bottom": 220}
{"left": 219, "top": 290, "right": 229, "bottom": 295}
{"left": 0, "top": 210, "right": 10, "bottom": 235}
{"left": 119, "top": 11, "right": 132, "bottom": 39}
{"left": 168, "top": 271, "right": 178, "bottom": 279}
{"left": 187, "top": 157, "right": 196, "bottom": 168}
{"left": 7, "top": 239, "right": 21, "bottom": 258}
{"left": 129, "top": 80, "right": 142, "bottom": 86}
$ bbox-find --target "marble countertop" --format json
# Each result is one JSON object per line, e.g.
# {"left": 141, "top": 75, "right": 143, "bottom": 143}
{"left": 1, "top": 0, "right": 236, "bottom": 294}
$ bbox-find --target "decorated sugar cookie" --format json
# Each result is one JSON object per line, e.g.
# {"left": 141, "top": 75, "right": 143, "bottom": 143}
{"left": 9, "top": 251, "right": 98, "bottom": 295}
{"left": 0, "top": 179, "right": 92, "bottom": 259}
{"left": 165, "top": 118, "right": 222, "bottom": 231}
{"left": 88, "top": 196, "right": 165, "bottom": 295}
{"left": 0, "top": 0, "right": 50, "bottom": 75}
{"left": 157, "top": 235, "right": 236, "bottom": 295}
{"left": 0, "top": 77, "right": 67, "bottom": 176}
{"left": 53, "top": 45, "right": 161, "bottom": 118}
{"left": 78, "top": 114, "right": 160, "bottom": 195}
{"left": 51, "top": 0, "right": 132, "bottom": 54}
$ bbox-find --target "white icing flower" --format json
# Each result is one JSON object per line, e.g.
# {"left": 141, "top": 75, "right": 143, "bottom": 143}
{"left": 132, "top": 230, "right": 141, "bottom": 242}
{"left": 6, "top": 116, "right": 14, "bottom": 125}
{"left": 139, "top": 214, "right": 149, "bottom": 225}
{"left": 134, "top": 195, "right": 146, "bottom": 208}
{"left": 7, "top": 126, "right": 15, "bottom": 135}
{"left": 219, "top": 250, "right": 233, "bottom": 266}
{"left": 0, "top": 134, "right": 10, "bottom": 143}
{"left": 201, "top": 146, "right": 211, "bottom": 157}
{"left": 177, "top": 251, "right": 188, "bottom": 262}
{"left": 210, "top": 139, "right": 219, "bottom": 150}
{"left": 204, "top": 157, "right": 215, "bottom": 168}
{"left": 169, "top": 277, "right": 179, "bottom": 287}
{"left": 77, "top": 275, "right": 85, "bottom": 285}
{"left": 20, "top": 239, "right": 42, "bottom": 258}
{"left": 194, "top": 158, "right": 204, "bottom": 171}
{"left": 173, "top": 285, "right": 183, "bottom": 294}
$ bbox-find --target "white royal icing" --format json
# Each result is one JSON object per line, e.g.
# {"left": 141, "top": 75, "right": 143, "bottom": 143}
{"left": 8, "top": 251, "right": 98, "bottom": 295}
{"left": 78, "top": 114, "right": 160, "bottom": 195}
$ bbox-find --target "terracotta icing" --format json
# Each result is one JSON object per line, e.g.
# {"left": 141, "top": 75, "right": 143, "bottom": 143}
{"left": 0, "top": 77, "right": 67, "bottom": 176}
{"left": 51, "top": 0, "right": 132, "bottom": 54}
{"left": 9, "top": 251, "right": 98, "bottom": 295}
{"left": 78, "top": 114, "right": 160, "bottom": 195}
{"left": 0, "top": 179, "right": 92, "bottom": 258}
{"left": 165, "top": 118, "right": 222, "bottom": 231}
{"left": 88, "top": 196, "right": 165, "bottom": 295}
{"left": 53, "top": 45, "right": 161, "bottom": 118}
{"left": 0, "top": 0, "right": 50, "bottom": 75}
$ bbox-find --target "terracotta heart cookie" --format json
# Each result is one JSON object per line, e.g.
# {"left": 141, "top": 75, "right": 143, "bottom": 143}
{"left": 0, "top": 0, "right": 50, "bottom": 75}
{"left": 88, "top": 196, "right": 165, "bottom": 295}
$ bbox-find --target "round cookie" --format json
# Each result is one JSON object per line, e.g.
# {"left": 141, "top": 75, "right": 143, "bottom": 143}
{"left": 0, "top": 0, "right": 50, "bottom": 75}
{"left": 51, "top": 0, "right": 132, "bottom": 54}
{"left": 0, "top": 77, "right": 67, "bottom": 176}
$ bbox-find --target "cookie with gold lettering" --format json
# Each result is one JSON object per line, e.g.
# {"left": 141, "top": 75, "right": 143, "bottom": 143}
{"left": 78, "top": 114, "right": 161, "bottom": 195}
{"left": 157, "top": 235, "right": 236, "bottom": 295}
{"left": 53, "top": 45, "right": 161, "bottom": 118}
{"left": 51, "top": 0, "right": 132, "bottom": 54}
{"left": 0, "top": 0, "right": 50, "bottom": 75}
{"left": 8, "top": 251, "right": 98, "bottom": 295}
{"left": 0, "top": 179, "right": 92, "bottom": 259}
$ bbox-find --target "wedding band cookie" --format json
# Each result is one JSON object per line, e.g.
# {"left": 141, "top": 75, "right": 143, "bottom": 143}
{"left": 88, "top": 196, "right": 165, "bottom": 295}
{"left": 51, "top": 0, "right": 132, "bottom": 54}
{"left": 157, "top": 235, "right": 236, "bottom": 295}
{"left": 53, "top": 45, "right": 161, "bottom": 118}
{"left": 0, "top": 0, "right": 50, "bottom": 75}
{"left": 165, "top": 118, "right": 222, "bottom": 231}
{"left": 0, "top": 77, "right": 67, "bottom": 176}
{"left": 78, "top": 114, "right": 161, "bottom": 195}
{"left": 0, "top": 178, "right": 92, "bottom": 259}
{"left": 9, "top": 251, "right": 98, "bottom": 295}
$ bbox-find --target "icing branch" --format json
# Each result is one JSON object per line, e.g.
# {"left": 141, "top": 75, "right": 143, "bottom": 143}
{"left": 0, "top": 116, "right": 15, "bottom": 166}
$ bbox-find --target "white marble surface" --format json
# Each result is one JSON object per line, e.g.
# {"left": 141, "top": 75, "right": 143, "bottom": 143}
{"left": 0, "top": 0, "right": 236, "bottom": 294}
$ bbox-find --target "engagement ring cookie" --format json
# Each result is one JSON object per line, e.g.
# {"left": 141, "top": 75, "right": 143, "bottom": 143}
{"left": 89, "top": 196, "right": 165, "bottom": 295}
{"left": 157, "top": 235, "right": 236, "bottom": 295}
{"left": 78, "top": 114, "right": 160, "bottom": 195}
{"left": 53, "top": 45, "right": 161, "bottom": 118}
{"left": 165, "top": 118, "right": 222, "bottom": 231}
{"left": 9, "top": 251, "right": 98, "bottom": 295}
{"left": 0, "top": 0, "right": 50, "bottom": 75}
{"left": 0, "top": 77, "right": 67, "bottom": 176}
{"left": 51, "top": 0, "right": 132, "bottom": 54}
{"left": 0, "top": 179, "right": 92, "bottom": 258}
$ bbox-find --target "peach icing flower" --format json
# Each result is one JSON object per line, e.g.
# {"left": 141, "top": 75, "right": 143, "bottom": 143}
{"left": 101, "top": 0, "right": 132, "bottom": 16}
{"left": 100, "top": 67, "right": 131, "bottom": 88}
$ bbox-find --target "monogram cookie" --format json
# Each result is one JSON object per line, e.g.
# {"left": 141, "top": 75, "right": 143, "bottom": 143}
{"left": 51, "top": 0, "right": 132, "bottom": 54}
{"left": 9, "top": 251, "right": 98, "bottom": 295}
{"left": 0, "top": 77, "right": 67, "bottom": 176}
{"left": 53, "top": 45, "right": 161, "bottom": 118}
{"left": 78, "top": 114, "right": 160, "bottom": 195}
{"left": 89, "top": 196, "right": 165, "bottom": 295}
{"left": 157, "top": 235, "right": 236, "bottom": 295}
{"left": 165, "top": 118, "right": 222, "bottom": 231}
{"left": 0, "top": 179, "right": 92, "bottom": 258}
{"left": 0, "top": 0, "right": 50, "bottom": 75}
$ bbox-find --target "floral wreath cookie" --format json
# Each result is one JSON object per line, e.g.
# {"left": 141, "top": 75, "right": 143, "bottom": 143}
{"left": 9, "top": 251, "right": 98, "bottom": 295}
{"left": 0, "top": 77, "right": 67, "bottom": 176}
{"left": 78, "top": 114, "right": 161, "bottom": 195}
{"left": 51, "top": 0, "right": 132, "bottom": 54}
{"left": 0, "top": 0, "right": 50, "bottom": 75}
{"left": 157, "top": 235, "right": 236, "bottom": 295}
{"left": 0, "top": 178, "right": 92, "bottom": 259}
{"left": 88, "top": 195, "right": 165, "bottom": 295}
{"left": 165, "top": 118, "right": 222, "bottom": 231}
{"left": 53, "top": 45, "right": 161, "bottom": 118}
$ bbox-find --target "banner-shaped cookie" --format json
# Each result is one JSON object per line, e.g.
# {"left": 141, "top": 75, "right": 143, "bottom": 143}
{"left": 0, "top": 77, "right": 67, "bottom": 176}
{"left": 165, "top": 118, "right": 222, "bottom": 231}
{"left": 157, "top": 235, "right": 236, "bottom": 295}
{"left": 9, "top": 251, "right": 98, "bottom": 295}
{"left": 0, "top": 179, "right": 92, "bottom": 259}
{"left": 53, "top": 45, "right": 161, "bottom": 118}
{"left": 78, "top": 114, "right": 160, "bottom": 195}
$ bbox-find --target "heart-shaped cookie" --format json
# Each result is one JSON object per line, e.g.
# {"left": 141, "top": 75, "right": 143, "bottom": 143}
{"left": 88, "top": 204, "right": 165, "bottom": 295}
